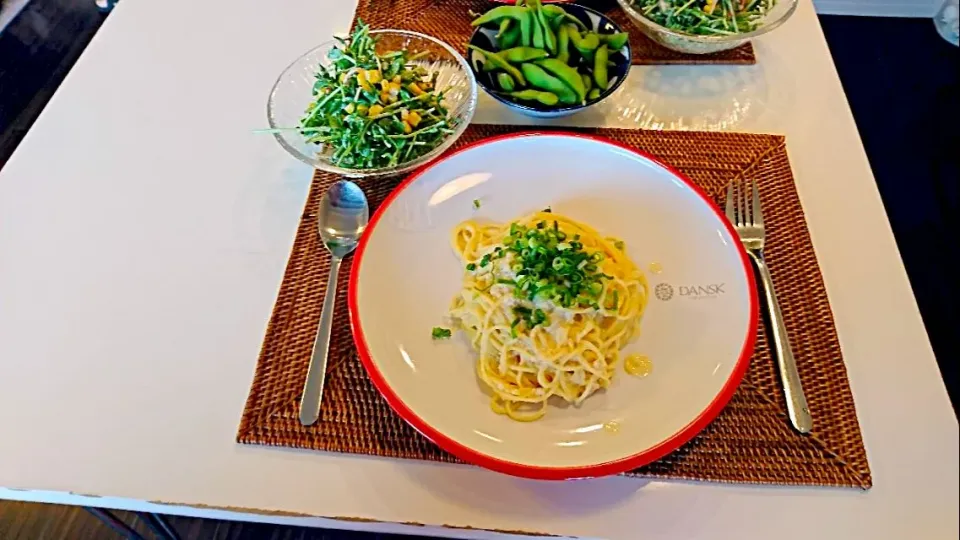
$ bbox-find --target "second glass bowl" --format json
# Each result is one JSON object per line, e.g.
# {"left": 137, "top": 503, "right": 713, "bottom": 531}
{"left": 615, "top": 0, "right": 798, "bottom": 54}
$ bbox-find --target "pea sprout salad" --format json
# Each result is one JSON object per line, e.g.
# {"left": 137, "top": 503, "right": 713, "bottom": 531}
{"left": 291, "top": 22, "right": 456, "bottom": 169}
{"left": 630, "top": 0, "right": 776, "bottom": 35}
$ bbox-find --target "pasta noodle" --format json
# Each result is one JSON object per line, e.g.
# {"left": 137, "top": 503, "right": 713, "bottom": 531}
{"left": 446, "top": 210, "right": 649, "bottom": 422}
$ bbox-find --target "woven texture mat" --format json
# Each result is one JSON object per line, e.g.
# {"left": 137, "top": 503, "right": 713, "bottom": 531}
{"left": 238, "top": 125, "right": 871, "bottom": 489}
{"left": 350, "top": 0, "right": 755, "bottom": 66}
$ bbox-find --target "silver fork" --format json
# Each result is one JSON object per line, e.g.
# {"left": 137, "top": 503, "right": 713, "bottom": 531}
{"left": 726, "top": 180, "right": 812, "bottom": 434}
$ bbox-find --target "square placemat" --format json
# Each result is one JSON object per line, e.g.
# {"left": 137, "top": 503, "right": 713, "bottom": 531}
{"left": 238, "top": 125, "right": 871, "bottom": 489}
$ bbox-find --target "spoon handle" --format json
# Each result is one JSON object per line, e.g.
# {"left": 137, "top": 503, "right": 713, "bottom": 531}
{"left": 299, "top": 256, "right": 342, "bottom": 426}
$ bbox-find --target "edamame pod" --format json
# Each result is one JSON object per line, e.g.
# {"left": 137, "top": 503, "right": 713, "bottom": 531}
{"left": 468, "top": 45, "right": 527, "bottom": 86}
{"left": 508, "top": 89, "right": 559, "bottom": 106}
{"left": 581, "top": 72, "right": 592, "bottom": 93}
{"left": 533, "top": 58, "right": 586, "bottom": 102}
{"left": 568, "top": 26, "right": 600, "bottom": 61}
{"left": 521, "top": 63, "right": 578, "bottom": 105}
{"left": 542, "top": 4, "right": 588, "bottom": 30}
{"left": 587, "top": 88, "right": 601, "bottom": 101}
{"left": 549, "top": 13, "right": 564, "bottom": 31}
{"left": 471, "top": 7, "right": 532, "bottom": 48}
{"left": 593, "top": 44, "right": 609, "bottom": 91}
{"left": 600, "top": 32, "right": 630, "bottom": 50}
{"left": 471, "top": 6, "right": 524, "bottom": 27}
{"left": 499, "top": 22, "right": 522, "bottom": 49}
{"left": 531, "top": 0, "right": 557, "bottom": 54}
{"left": 497, "top": 72, "right": 516, "bottom": 92}
{"left": 556, "top": 24, "right": 570, "bottom": 64}
{"left": 497, "top": 18, "right": 512, "bottom": 39}
{"left": 499, "top": 46, "right": 550, "bottom": 63}
{"left": 482, "top": 47, "right": 548, "bottom": 71}
{"left": 530, "top": 6, "right": 545, "bottom": 48}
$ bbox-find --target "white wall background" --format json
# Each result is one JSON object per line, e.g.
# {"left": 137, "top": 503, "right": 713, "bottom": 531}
{"left": 813, "top": 0, "right": 937, "bottom": 17}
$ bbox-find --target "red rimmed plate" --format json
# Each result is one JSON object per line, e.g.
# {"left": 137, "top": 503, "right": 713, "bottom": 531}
{"left": 348, "top": 132, "right": 757, "bottom": 479}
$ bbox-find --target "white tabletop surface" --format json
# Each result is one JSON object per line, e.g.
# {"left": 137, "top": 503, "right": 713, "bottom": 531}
{"left": 0, "top": 0, "right": 957, "bottom": 538}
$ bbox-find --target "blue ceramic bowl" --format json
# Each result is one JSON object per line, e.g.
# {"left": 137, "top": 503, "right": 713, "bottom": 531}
{"left": 467, "top": 3, "right": 632, "bottom": 119}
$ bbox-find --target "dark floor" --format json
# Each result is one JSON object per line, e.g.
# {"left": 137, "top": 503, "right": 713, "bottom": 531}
{"left": 0, "top": 501, "right": 433, "bottom": 540}
{"left": 819, "top": 16, "right": 960, "bottom": 409}
{"left": 1, "top": 1, "right": 958, "bottom": 538}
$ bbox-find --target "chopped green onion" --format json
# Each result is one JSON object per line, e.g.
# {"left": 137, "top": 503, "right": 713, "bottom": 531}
{"left": 431, "top": 327, "right": 452, "bottom": 339}
{"left": 473, "top": 199, "right": 481, "bottom": 209}
{"left": 477, "top": 220, "right": 615, "bottom": 314}
{"left": 466, "top": 263, "right": 476, "bottom": 271}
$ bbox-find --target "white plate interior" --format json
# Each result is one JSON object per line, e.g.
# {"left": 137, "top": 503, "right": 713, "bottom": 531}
{"left": 353, "top": 134, "right": 753, "bottom": 470}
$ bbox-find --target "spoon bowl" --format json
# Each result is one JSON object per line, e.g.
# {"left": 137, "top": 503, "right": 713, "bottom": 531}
{"left": 318, "top": 181, "right": 369, "bottom": 258}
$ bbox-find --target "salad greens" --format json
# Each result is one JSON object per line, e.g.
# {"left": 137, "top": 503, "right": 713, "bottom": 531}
{"left": 300, "top": 21, "right": 455, "bottom": 169}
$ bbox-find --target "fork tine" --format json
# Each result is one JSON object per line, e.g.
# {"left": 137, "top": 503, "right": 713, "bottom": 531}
{"left": 751, "top": 179, "right": 763, "bottom": 228}
{"left": 738, "top": 179, "right": 748, "bottom": 225}
{"left": 725, "top": 183, "right": 736, "bottom": 225}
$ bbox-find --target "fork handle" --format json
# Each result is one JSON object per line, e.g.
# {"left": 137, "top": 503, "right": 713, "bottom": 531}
{"left": 750, "top": 252, "right": 813, "bottom": 434}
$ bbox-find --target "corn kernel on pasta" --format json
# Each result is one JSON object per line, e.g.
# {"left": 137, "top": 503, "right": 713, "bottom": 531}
{"left": 446, "top": 210, "right": 649, "bottom": 422}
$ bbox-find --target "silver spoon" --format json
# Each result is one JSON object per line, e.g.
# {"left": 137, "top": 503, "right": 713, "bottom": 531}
{"left": 299, "top": 180, "right": 369, "bottom": 426}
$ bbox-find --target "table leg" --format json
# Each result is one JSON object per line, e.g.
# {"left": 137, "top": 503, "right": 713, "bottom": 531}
{"left": 83, "top": 507, "right": 145, "bottom": 540}
{"left": 142, "top": 512, "right": 181, "bottom": 540}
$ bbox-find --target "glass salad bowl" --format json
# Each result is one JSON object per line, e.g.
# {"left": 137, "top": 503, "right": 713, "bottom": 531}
{"left": 267, "top": 29, "right": 478, "bottom": 178}
{"left": 615, "top": 0, "right": 798, "bottom": 54}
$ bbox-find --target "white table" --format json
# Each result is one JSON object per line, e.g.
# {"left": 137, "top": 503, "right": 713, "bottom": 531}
{"left": 0, "top": 0, "right": 956, "bottom": 538}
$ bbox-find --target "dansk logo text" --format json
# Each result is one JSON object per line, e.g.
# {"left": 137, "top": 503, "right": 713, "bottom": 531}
{"left": 678, "top": 284, "right": 725, "bottom": 297}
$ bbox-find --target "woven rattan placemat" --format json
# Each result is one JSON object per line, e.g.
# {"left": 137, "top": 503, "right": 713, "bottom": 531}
{"left": 238, "top": 125, "right": 872, "bottom": 489}
{"left": 350, "top": 0, "right": 756, "bottom": 66}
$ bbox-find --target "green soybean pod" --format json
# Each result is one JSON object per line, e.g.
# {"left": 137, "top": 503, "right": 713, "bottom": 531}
{"left": 497, "top": 18, "right": 512, "bottom": 38}
{"left": 468, "top": 45, "right": 527, "bottom": 86}
{"left": 549, "top": 13, "right": 564, "bottom": 31}
{"left": 530, "top": 6, "right": 545, "bottom": 48}
{"left": 521, "top": 63, "right": 578, "bottom": 105}
{"left": 566, "top": 24, "right": 584, "bottom": 48}
{"left": 600, "top": 32, "right": 630, "bottom": 50}
{"left": 484, "top": 47, "right": 546, "bottom": 71}
{"left": 593, "top": 44, "right": 609, "bottom": 91}
{"left": 556, "top": 24, "right": 570, "bottom": 63}
{"left": 500, "top": 46, "right": 550, "bottom": 63}
{"left": 587, "top": 88, "right": 601, "bottom": 101}
{"left": 518, "top": 10, "right": 533, "bottom": 47}
{"left": 472, "top": 6, "right": 532, "bottom": 48}
{"left": 532, "top": 0, "right": 557, "bottom": 54}
{"left": 533, "top": 58, "right": 586, "bottom": 102}
{"left": 581, "top": 72, "right": 592, "bottom": 93}
{"left": 542, "top": 4, "right": 588, "bottom": 31}
{"left": 508, "top": 89, "right": 560, "bottom": 106}
{"left": 499, "top": 22, "right": 522, "bottom": 49}
{"left": 497, "top": 72, "right": 516, "bottom": 92}
{"left": 471, "top": 6, "right": 525, "bottom": 27}
{"left": 567, "top": 25, "right": 599, "bottom": 62}
{"left": 580, "top": 32, "right": 601, "bottom": 50}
